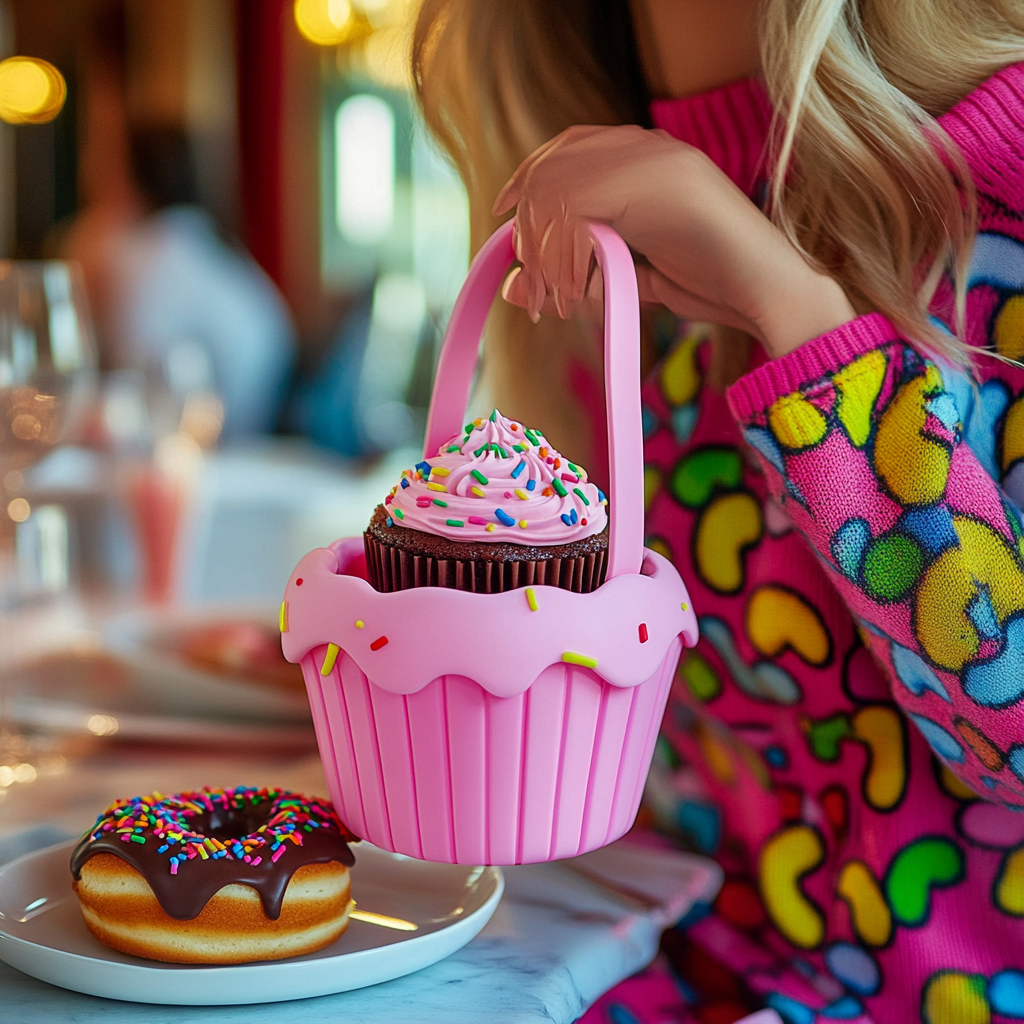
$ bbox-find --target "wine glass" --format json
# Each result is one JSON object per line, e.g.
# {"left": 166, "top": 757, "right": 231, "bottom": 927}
{"left": 0, "top": 262, "right": 97, "bottom": 802}
{"left": 0, "top": 261, "right": 97, "bottom": 607}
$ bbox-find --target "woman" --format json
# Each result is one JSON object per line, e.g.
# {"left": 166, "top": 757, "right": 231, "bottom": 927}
{"left": 414, "top": 2, "right": 1024, "bottom": 1021}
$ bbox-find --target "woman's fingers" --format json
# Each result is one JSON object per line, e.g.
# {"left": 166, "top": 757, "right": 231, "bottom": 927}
{"left": 492, "top": 126, "right": 610, "bottom": 215}
{"left": 514, "top": 203, "right": 547, "bottom": 321}
{"left": 501, "top": 266, "right": 567, "bottom": 321}
{"left": 570, "top": 220, "right": 595, "bottom": 315}
{"left": 497, "top": 126, "right": 629, "bottom": 317}
{"left": 507, "top": 199, "right": 551, "bottom": 321}
{"left": 516, "top": 203, "right": 596, "bottom": 321}
{"left": 551, "top": 207, "right": 575, "bottom": 319}
{"left": 547, "top": 215, "right": 596, "bottom": 320}
{"left": 537, "top": 208, "right": 573, "bottom": 319}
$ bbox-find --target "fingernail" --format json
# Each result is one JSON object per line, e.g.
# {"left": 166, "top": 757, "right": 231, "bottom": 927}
{"left": 532, "top": 280, "right": 545, "bottom": 319}
{"left": 501, "top": 266, "right": 522, "bottom": 302}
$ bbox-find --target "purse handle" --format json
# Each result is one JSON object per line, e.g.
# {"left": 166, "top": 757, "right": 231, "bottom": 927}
{"left": 423, "top": 219, "right": 643, "bottom": 580}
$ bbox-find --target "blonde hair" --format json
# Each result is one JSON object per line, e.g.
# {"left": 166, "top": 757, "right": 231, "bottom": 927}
{"left": 414, "top": 0, "right": 1024, "bottom": 452}
{"left": 762, "top": 0, "right": 1024, "bottom": 360}
{"left": 413, "top": 1, "right": 648, "bottom": 457}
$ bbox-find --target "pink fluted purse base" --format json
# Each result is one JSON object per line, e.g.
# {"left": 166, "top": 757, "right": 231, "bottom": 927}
{"left": 301, "top": 639, "right": 681, "bottom": 865}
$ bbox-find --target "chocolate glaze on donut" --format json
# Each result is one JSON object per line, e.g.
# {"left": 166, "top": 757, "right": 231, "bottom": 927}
{"left": 71, "top": 787, "right": 357, "bottom": 921}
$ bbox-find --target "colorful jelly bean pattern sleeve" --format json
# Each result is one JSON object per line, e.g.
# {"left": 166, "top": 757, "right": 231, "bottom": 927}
{"left": 726, "top": 309, "right": 1024, "bottom": 803}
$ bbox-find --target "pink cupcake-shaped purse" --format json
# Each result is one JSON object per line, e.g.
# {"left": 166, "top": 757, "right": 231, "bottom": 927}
{"left": 281, "top": 221, "right": 698, "bottom": 865}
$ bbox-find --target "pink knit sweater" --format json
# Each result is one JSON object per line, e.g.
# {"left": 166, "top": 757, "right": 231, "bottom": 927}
{"left": 593, "top": 65, "right": 1024, "bottom": 1024}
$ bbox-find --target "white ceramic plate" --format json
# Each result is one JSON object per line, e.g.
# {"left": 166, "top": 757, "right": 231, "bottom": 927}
{"left": 0, "top": 840, "right": 504, "bottom": 1005}
{"left": 101, "top": 604, "right": 311, "bottom": 723}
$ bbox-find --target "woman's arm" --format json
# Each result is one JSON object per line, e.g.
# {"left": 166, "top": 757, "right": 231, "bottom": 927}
{"left": 727, "top": 312, "right": 1024, "bottom": 803}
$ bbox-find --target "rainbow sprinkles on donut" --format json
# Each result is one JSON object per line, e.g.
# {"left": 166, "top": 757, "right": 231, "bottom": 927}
{"left": 70, "top": 785, "right": 358, "bottom": 964}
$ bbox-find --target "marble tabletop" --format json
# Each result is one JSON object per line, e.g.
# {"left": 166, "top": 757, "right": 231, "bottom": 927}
{"left": 0, "top": 820, "right": 721, "bottom": 1024}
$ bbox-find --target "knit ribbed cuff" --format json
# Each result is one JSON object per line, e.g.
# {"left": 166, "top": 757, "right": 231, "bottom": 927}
{"left": 939, "top": 61, "right": 1024, "bottom": 205}
{"left": 726, "top": 312, "right": 898, "bottom": 422}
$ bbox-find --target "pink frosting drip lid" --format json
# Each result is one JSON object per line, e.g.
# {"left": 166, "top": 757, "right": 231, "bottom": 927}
{"left": 382, "top": 409, "right": 608, "bottom": 546}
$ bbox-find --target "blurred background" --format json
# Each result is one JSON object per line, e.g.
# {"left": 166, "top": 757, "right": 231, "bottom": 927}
{"left": 0, "top": 0, "right": 470, "bottom": 602}
{"left": 0, "top": 0, "right": 472, "bottom": 805}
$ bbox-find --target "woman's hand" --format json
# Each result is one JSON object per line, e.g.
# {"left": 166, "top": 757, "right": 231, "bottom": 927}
{"left": 493, "top": 124, "right": 856, "bottom": 357}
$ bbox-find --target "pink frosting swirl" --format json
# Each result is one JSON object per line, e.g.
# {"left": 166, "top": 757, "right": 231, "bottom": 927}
{"left": 381, "top": 410, "right": 608, "bottom": 545}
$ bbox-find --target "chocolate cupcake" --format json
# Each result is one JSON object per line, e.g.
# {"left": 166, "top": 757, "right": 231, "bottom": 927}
{"left": 364, "top": 410, "right": 608, "bottom": 593}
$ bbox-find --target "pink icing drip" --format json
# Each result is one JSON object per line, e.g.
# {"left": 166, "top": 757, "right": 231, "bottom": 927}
{"left": 385, "top": 410, "right": 608, "bottom": 545}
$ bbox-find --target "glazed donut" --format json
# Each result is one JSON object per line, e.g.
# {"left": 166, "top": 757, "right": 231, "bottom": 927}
{"left": 71, "top": 786, "right": 358, "bottom": 964}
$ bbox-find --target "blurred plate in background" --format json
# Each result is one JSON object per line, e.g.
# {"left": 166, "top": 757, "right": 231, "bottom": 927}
{"left": 100, "top": 603, "right": 311, "bottom": 723}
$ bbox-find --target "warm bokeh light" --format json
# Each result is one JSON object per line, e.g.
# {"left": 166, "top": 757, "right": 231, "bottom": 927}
{"left": 86, "top": 714, "right": 119, "bottom": 737}
{"left": 0, "top": 762, "right": 37, "bottom": 786}
{"left": 0, "top": 57, "right": 66, "bottom": 126}
{"left": 295, "top": 0, "right": 355, "bottom": 46}
{"left": 360, "top": 0, "right": 417, "bottom": 28}
{"left": 7, "top": 497, "right": 30, "bottom": 523}
{"left": 154, "top": 430, "right": 203, "bottom": 484}
{"left": 179, "top": 390, "right": 225, "bottom": 448}
{"left": 361, "top": 25, "right": 413, "bottom": 89}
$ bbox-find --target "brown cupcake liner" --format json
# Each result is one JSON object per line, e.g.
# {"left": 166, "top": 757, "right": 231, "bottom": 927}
{"left": 363, "top": 532, "right": 607, "bottom": 594}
